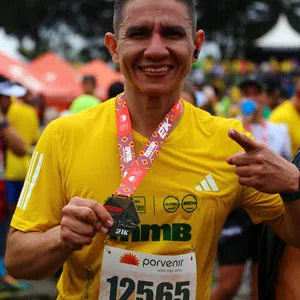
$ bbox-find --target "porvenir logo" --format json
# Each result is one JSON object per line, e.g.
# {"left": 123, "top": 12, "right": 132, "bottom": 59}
{"left": 163, "top": 196, "right": 180, "bottom": 213}
{"left": 120, "top": 253, "right": 140, "bottom": 266}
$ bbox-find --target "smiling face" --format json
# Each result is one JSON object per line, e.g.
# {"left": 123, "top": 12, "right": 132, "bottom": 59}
{"left": 105, "top": 0, "right": 204, "bottom": 97}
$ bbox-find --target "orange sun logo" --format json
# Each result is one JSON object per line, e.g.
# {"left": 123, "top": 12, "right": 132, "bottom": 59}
{"left": 120, "top": 253, "right": 140, "bottom": 266}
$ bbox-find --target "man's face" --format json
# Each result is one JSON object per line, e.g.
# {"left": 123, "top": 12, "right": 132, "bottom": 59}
{"left": 241, "top": 84, "right": 265, "bottom": 108}
{"left": 106, "top": 0, "right": 204, "bottom": 97}
{"left": 82, "top": 81, "right": 96, "bottom": 95}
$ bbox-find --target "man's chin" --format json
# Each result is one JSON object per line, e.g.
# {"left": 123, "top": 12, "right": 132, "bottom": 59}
{"left": 139, "top": 86, "right": 173, "bottom": 98}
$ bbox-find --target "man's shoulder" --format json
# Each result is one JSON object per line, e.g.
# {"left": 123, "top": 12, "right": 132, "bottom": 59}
{"left": 270, "top": 101, "right": 293, "bottom": 118}
{"left": 7, "top": 101, "right": 35, "bottom": 119}
{"left": 191, "top": 105, "right": 244, "bottom": 132}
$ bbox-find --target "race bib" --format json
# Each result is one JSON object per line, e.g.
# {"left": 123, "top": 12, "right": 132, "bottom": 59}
{"left": 99, "top": 246, "right": 197, "bottom": 300}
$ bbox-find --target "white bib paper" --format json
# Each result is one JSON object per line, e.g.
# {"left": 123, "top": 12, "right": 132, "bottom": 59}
{"left": 99, "top": 246, "right": 197, "bottom": 299}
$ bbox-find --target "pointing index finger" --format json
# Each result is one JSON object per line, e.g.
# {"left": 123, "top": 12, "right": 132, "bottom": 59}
{"left": 228, "top": 129, "right": 263, "bottom": 153}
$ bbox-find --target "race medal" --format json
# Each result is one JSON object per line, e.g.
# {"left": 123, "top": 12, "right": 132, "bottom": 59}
{"left": 104, "top": 195, "right": 140, "bottom": 238}
{"left": 99, "top": 246, "right": 197, "bottom": 300}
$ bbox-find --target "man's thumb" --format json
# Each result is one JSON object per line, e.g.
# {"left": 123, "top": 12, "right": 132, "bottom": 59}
{"left": 228, "top": 129, "right": 262, "bottom": 152}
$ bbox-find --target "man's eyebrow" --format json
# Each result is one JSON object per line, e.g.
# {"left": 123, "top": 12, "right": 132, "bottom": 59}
{"left": 161, "top": 25, "right": 186, "bottom": 34}
{"left": 125, "top": 26, "right": 151, "bottom": 35}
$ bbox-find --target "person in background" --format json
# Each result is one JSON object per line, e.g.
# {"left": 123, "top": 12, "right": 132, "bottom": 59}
{"left": 182, "top": 81, "right": 197, "bottom": 106}
{"left": 270, "top": 77, "right": 300, "bottom": 156}
{"left": 107, "top": 81, "right": 124, "bottom": 99}
{"left": 239, "top": 76, "right": 291, "bottom": 159}
{"left": 259, "top": 78, "right": 300, "bottom": 300}
{"left": 264, "top": 78, "right": 284, "bottom": 111}
{"left": 0, "top": 80, "right": 32, "bottom": 292}
{"left": 216, "top": 86, "right": 242, "bottom": 118}
{"left": 212, "top": 75, "right": 291, "bottom": 300}
{"left": 69, "top": 75, "right": 101, "bottom": 114}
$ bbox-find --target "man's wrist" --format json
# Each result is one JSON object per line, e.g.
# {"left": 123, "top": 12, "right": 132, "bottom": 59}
{"left": 280, "top": 151, "right": 300, "bottom": 203}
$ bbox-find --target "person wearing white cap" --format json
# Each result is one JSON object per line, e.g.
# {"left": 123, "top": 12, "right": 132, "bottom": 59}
{"left": 0, "top": 82, "right": 27, "bottom": 156}
{"left": 0, "top": 80, "right": 31, "bottom": 292}
{"left": 0, "top": 80, "right": 39, "bottom": 216}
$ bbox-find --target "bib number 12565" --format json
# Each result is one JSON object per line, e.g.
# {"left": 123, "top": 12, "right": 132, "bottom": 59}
{"left": 107, "top": 276, "right": 190, "bottom": 300}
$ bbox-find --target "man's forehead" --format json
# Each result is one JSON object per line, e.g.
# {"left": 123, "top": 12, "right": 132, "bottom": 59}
{"left": 120, "top": 0, "right": 191, "bottom": 28}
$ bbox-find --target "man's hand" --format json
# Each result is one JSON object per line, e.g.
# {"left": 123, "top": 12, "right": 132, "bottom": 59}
{"left": 227, "top": 129, "right": 300, "bottom": 194}
{"left": 60, "top": 197, "right": 114, "bottom": 251}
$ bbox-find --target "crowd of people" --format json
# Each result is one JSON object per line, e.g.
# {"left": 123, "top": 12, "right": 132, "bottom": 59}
{"left": 0, "top": 0, "right": 300, "bottom": 299}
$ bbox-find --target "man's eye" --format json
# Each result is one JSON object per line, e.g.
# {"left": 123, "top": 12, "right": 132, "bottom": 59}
{"left": 128, "top": 32, "right": 148, "bottom": 38}
{"left": 164, "top": 32, "right": 183, "bottom": 38}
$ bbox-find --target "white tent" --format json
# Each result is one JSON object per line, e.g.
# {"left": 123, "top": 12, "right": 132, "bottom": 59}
{"left": 0, "top": 28, "right": 25, "bottom": 61}
{"left": 255, "top": 14, "right": 300, "bottom": 49}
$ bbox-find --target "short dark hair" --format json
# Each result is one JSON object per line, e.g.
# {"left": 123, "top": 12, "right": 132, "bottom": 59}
{"left": 113, "top": 0, "right": 197, "bottom": 35}
{"left": 82, "top": 75, "right": 97, "bottom": 86}
{"left": 108, "top": 81, "right": 124, "bottom": 99}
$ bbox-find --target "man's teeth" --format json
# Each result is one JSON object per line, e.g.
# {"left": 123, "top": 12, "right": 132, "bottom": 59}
{"left": 143, "top": 67, "right": 169, "bottom": 73}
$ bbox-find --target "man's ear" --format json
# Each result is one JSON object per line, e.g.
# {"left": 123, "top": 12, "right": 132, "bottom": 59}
{"left": 105, "top": 33, "right": 120, "bottom": 66}
{"left": 192, "top": 30, "right": 205, "bottom": 63}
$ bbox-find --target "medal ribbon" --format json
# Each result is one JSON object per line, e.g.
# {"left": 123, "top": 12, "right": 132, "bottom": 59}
{"left": 115, "top": 94, "right": 181, "bottom": 197}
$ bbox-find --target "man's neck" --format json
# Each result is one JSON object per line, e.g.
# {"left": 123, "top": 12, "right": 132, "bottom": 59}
{"left": 123, "top": 89, "right": 183, "bottom": 138}
{"left": 243, "top": 109, "right": 263, "bottom": 127}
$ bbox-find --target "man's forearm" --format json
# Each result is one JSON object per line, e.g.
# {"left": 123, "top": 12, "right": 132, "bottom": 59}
{"left": 2, "top": 125, "right": 27, "bottom": 156}
{"left": 5, "top": 225, "right": 73, "bottom": 279}
{"left": 283, "top": 201, "right": 300, "bottom": 248}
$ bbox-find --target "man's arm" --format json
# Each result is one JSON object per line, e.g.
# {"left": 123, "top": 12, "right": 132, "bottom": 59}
{"left": 5, "top": 197, "right": 113, "bottom": 279}
{"left": 0, "top": 110, "right": 27, "bottom": 156}
{"left": 227, "top": 129, "right": 300, "bottom": 247}
{"left": 5, "top": 226, "right": 71, "bottom": 279}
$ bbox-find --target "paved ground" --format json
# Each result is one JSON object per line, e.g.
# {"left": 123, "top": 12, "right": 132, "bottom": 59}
{"left": 0, "top": 263, "right": 252, "bottom": 300}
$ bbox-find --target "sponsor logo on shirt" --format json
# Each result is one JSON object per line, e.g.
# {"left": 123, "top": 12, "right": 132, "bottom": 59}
{"left": 110, "top": 223, "right": 192, "bottom": 242}
{"left": 195, "top": 174, "right": 219, "bottom": 192}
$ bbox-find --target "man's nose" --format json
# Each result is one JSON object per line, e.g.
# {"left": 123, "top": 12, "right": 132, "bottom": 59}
{"left": 144, "top": 33, "right": 169, "bottom": 60}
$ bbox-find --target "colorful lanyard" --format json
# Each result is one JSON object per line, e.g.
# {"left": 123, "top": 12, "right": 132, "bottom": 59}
{"left": 245, "top": 120, "right": 268, "bottom": 145}
{"left": 115, "top": 94, "right": 181, "bottom": 197}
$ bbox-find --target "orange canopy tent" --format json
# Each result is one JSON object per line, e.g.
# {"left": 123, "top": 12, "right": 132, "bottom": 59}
{"left": 26, "top": 52, "right": 83, "bottom": 109}
{"left": 79, "top": 60, "right": 123, "bottom": 100}
{"left": 0, "top": 51, "right": 44, "bottom": 94}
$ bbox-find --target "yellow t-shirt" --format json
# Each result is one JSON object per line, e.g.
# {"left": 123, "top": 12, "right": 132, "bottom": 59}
{"left": 269, "top": 100, "right": 300, "bottom": 155}
{"left": 5, "top": 101, "right": 40, "bottom": 180}
{"left": 11, "top": 99, "right": 284, "bottom": 299}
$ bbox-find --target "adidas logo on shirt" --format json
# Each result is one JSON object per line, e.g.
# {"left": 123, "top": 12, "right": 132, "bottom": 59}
{"left": 195, "top": 174, "right": 219, "bottom": 192}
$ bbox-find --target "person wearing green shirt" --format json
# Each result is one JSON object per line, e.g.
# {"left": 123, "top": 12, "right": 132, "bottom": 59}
{"left": 69, "top": 75, "right": 101, "bottom": 114}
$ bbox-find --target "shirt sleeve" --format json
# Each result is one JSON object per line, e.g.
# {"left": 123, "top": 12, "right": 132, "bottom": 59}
{"left": 11, "top": 120, "right": 67, "bottom": 232}
{"left": 240, "top": 186, "right": 284, "bottom": 224}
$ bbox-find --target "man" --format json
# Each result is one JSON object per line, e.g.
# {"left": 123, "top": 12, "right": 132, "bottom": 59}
{"left": 270, "top": 78, "right": 300, "bottom": 156}
{"left": 0, "top": 82, "right": 27, "bottom": 157}
{"left": 265, "top": 78, "right": 300, "bottom": 300}
{"left": 69, "top": 75, "right": 101, "bottom": 113}
{"left": 4, "top": 1, "right": 300, "bottom": 299}
{"left": 213, "top": 76, "right": 291, "bottom": 300}
{"left": 0, "top": 80, "right": 30, "bottom": 292}
{"left": 4, "top": 84, "right": 40, "bottom": 216}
